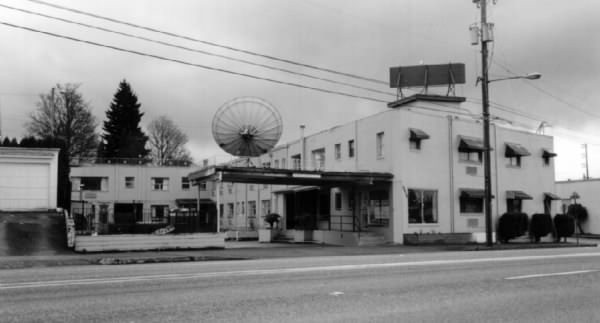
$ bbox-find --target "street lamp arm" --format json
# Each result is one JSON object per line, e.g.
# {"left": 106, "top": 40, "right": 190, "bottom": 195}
{"left": 488, "top": 73, "right": 542, "bottom": 83}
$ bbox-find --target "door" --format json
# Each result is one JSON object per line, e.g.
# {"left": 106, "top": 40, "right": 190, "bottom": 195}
{"left": 0, "top": 163, "right": 49, "bottom": 209}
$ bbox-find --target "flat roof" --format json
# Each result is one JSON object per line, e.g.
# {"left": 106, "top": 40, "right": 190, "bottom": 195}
{"left": 189, "top": 166, "right": 393, "bottom": 187}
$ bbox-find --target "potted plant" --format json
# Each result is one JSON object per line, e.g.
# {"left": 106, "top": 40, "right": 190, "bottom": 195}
{"left": 259, "top": 213, "right": 281, "bottom": 243}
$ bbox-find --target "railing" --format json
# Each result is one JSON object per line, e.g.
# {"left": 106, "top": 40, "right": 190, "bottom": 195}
{"left": 71, "top": 157, "right": 194, "bottom": 167}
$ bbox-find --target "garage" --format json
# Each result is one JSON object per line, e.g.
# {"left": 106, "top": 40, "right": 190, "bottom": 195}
{"left": 0, "top": 148, "right": 59, "bottom": 210}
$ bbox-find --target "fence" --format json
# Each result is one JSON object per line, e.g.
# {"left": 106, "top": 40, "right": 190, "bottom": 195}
{"left": 71, "top": 208, "right": 216, "bottom": 235}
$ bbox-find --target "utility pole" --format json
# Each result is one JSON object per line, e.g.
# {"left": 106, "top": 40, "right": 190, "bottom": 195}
{"left": 476, "top": 0, "right": 494, "bottom": 246}
{"left": 582, "top": 143, "right": 590, "bottom": 180}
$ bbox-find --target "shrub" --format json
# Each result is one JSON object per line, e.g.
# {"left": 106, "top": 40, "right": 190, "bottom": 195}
{"left": 529, "top": 213, "right": 553, "bottom": 242}
{"left": 554, "top": 214, "right": 575, "bottom": 242}
{"left": 264, "top": 213, "right": 281, "bottom": 229}
{"left": 567, "top": 204, "right": 588, "bottom": 234}
{"left": 497, "top": 212, "right": 529, "bottom": 243}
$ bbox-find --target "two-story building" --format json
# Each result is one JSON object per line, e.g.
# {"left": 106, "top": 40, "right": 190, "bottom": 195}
{"left": 190, "top": 94, "right": 559, "bottom": 245}
{"left": 70, "top": 159, "right": 214, "bottom": 233}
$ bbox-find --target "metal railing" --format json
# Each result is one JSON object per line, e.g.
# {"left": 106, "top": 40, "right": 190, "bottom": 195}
{"left": 71, "top": 157, "right": 194, "bottom": 167}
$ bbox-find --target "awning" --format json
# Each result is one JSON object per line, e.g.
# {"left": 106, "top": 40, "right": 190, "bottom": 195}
{"left": 409, "top": 128, "right": 430, "bottom": 140}
{"left": 460, "top": 189, "right": 485, "bottom": 198}
{"left": 505, "top": 143, "right": 531, "bottom": 157}
{"left": 458, "top": 136, "right": 485, "bottom": 152}
{"left": 544, "top": 192, "right": 562, "bottom": 200}
{"left": 506, "top": 190, "right": 533, "bottom": 200}
{"left": 189, "top": 166, "right": 393, "bottom": 186}
{"left": 542, "top": 149, "right": 557, "bottom": 158}
{"left": 272, "top": 186, "right": 320, "bottom": 194}
{"left": 175, "top": 198, "right": 214, "bottom": 205}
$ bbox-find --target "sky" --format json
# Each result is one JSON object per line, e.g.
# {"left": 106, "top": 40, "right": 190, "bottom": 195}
{"left": 0, "top": 0, "right": 598, "bottom": 180}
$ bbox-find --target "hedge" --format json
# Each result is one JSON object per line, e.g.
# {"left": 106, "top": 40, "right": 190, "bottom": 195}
{"left": 497, "top": 212, "right": 529, "bottom": 243}
{"left": 529, "top": 213, "right": 553, "bottom": 243}
{"left": 554, "top": 214, "right": 575, "bottom": 242}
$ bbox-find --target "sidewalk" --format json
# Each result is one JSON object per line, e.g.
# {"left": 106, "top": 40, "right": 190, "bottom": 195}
{"left": 0, "top": 239, "right": 597, "bottom": 270}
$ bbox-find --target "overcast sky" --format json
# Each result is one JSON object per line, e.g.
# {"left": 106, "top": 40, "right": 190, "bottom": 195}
{"left": 0, "top": 0, "right": 598, "bottom": 180}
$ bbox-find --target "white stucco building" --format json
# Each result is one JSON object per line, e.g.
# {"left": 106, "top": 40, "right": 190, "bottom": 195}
{"left": 191, "top": 94, "right": 559, "bottom": 245}
{"left": 0, "top": 147, "right": 59, "bottom": 211}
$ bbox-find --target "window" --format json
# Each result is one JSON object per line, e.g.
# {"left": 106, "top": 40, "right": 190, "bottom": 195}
{"left": 125, "top": 177, "right": 135, "bottom": 189}
{"left": 199, "top": 182, "right": 207, "bottom": 191}
{"left": 227, "top": 203, "right": 234, "bottom": 218}
{"left": 181, "top": 177, "right": 190, "bottom": 190}
{"left": 151, "top": 177, "right": 169, "bottom": 191}
{"left": 506, "top": 199, "right": 522, "bottom": 213}
{"left": 459, "top": 151, "right": 482, "bottom": 163}
{"left": 334, "top": 143, "right": 341, "bottom": 160}
{"left": 376, "top": 132, "right": 384, "bottom": 158}
{"left": 311, "top": 148, "right": 325, "bottom": 170}
{"left": 348, "top": 140, "right": 355, "bottom": 157}
{"left": 292, "top": 154, "right": 301, "bottom": 170}
{"left": 263, "top": 183, "right": 268, "bottom": 189}
{"left": 409, "top": 128, "right": 429, "bottom": 151}
{"left": 507, "top": 156, "right": 521, "bottom": 167}
{"left": 262, "top": 162, "right": 271, "bottom": 168}
{"left": 249, "top": 184, "right": 254, "bottom": 191}
{"left": 248, "top": 201, "right": 257, "bottom": 218}
{"left": 80, "top": 177, "right": 104, "bottom": 191}
{"left": 368, "top": 190, "right": 389, "bottom": 226}
{"left": 334, "top": 192, "right": 342, "bottom": 210}
{"left": 459, "top": 190, "right": 484, "bottom": 213}
{"left": 151, "top": 205, "right": 169, "bottom": 222}
{"left": 261, "top": 199, "right": 271, "bottom": 216}
{"left": 408, "top": 189, "right": 438, "bottom": 224}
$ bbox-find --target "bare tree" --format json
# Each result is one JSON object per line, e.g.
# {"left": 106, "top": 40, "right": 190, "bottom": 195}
{"left": 26, "top": 83, "right": 98, "bottom": 161}
{"left": 147, "top": 115, "right": 192, "bottom": 164}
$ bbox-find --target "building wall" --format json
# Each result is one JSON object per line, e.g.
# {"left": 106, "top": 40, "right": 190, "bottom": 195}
{"left": 556, "top": 180, "right": 600, "bottom": 234}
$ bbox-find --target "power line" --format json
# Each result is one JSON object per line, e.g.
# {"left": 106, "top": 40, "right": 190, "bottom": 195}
{"left": 0, "top": 3, "right": 397, "bottom": 98}
{"left": 26, "top": 0, "right": 388, "bottom": 85}
{"left": 0, "top": 21, "right": 389, "bottom": 104}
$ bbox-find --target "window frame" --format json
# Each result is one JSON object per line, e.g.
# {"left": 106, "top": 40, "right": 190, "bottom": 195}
{"left": 408, "top": 189, "right": 438, "bottom": 224}
{"left": 348, "top": 140, "right": 355, "bottom": 158}
{"left": 124, "top": 176, "right": 135, "bottom": 189}
{"left": 181, "top": 177, "right": 190, "bottom": 190}
{"left": 334, "top": 192, "right": 342, "bottom": 210}
{"left": 334, "top": 143, "right": 341, "bottom": 160}
{"left": 376, "top": 132, "right": 385, "bottom": 158}
{"left": 460, "top": 196, "right": 484, "bottom": 213}
{"left": 151, "top": 177, "right": 169, "bottom": 191}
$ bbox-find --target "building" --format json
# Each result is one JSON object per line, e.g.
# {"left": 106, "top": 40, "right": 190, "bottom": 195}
{"left": 190, "top": 94, "right": 559, "bottom": 244}
{"left": 556, "top": 179, "right": 600, "bottom": 234}
{"left": 0, "top": 147, "right": 59, "bottom": 211}
{"left": 69, "top": 159, "right": 214, "bottom": 233}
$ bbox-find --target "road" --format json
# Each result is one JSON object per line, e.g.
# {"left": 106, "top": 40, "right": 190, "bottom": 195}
{"left": 1, "top": 247, "right": 600, "bottom": 322}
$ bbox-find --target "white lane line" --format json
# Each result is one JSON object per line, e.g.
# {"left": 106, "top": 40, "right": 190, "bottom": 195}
{"left": 505, "top": 270, "right": 599, "bottom": 280}
{"left": 2, "top": 252, "right": 600, "bottom": 290}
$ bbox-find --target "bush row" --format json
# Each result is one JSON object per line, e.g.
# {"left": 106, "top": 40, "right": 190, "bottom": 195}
{"left": 497, "top": 212, "right": 576, "bottom": 243}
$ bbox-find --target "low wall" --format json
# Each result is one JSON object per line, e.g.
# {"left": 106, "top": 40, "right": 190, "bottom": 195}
{"left": 74, "top": 233, "right": 226, "bottom": 252}
{"left": 403, "top": 232, "right": 475, "bottom": 245}
{"left": 224, "top": 230, "right": 258, "bottom": 241}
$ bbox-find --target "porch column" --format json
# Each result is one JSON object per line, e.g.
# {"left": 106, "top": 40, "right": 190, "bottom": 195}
{"left": 215, "top": 179, "right": 221, "bottom": 233}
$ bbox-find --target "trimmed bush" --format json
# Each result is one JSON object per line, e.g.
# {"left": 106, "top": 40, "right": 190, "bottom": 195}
{"left": 497, "top": 212, "right": 529, "bottom": 243}
{"left": 567, "top": 204, "right": 588, "bottom": 234}
{"left": 554, "top": 214, "right": 575, "bottom": 242}
{"left": 264, "top": 213, "right": 281, "bottom": 229}
{"left": 529, "top": 213, "right": 553, "bottom": 243}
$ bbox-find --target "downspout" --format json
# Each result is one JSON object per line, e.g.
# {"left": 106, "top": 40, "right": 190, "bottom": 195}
{"left": 447, "top": 116, "right": 455, "bottom": 233}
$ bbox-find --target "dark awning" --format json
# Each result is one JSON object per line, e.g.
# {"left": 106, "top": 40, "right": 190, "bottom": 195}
{"left": 409, "top": 128, "right": 430, "bottom": 140}
{"left": 542, "top": 149, "right": 557, "bottom": 158}
{"left": 175, "top": 198, "right": 214, "bottom": 205}
{"left": 505, "top": 143, "right": 531, "bottom": 157}
{"left": 460, "top": 189, "right": 485, "bottom": 198}
{"left": 458, "top": 136, "right": 485, "bottom": 152}
{"left": 506, "top": 190, "right": 533, "bottom": 200}
{"left": 189, "top": 166, "right": 393, "bottom": 186}
{"left": 544, "top": 192, "right": 562, "bottom": 200}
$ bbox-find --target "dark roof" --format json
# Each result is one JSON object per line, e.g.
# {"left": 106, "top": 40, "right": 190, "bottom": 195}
{"left": 506, "top": 190, "right": 533, "bottom": 200}
{"left": 189, "top": 166, "right": 393, "bottom": 186}
{"left": 543, "top": 192, "right": 562, "bottom": 200}
{"left": 409, "top": 128, "right": 430, "bottom": 140}
{"left": 460, "top": 189, "right": 485, "bottom": 198}
{"left": 542, "top": 149, "right": 557, "bottom": 158}
{"left": 505, "top": 143, "right": 531, "bottom": 157}
{"left": 458, "top": 136, "right": 485, "bottom": 152}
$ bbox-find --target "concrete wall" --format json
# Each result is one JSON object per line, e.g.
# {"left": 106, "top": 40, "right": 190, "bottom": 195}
{"left": 556, "top": 179, "right": 600, "bottom": 234}
{"left": 74, "top": 233, "right": 226, "bottom": 252}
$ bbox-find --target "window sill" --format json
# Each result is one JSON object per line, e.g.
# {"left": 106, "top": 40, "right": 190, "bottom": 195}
{"left": 460, "top": 212, "right": 483, "bottom": 216}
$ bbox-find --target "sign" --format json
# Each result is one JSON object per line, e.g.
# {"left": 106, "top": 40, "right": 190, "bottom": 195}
{"left": 389, "top": 63, "right": 466, "bottom": 88}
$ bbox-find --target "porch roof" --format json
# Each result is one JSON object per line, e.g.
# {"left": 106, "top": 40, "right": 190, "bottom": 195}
{"left": 189, "top": 165, "right": 393, "bottom": 186}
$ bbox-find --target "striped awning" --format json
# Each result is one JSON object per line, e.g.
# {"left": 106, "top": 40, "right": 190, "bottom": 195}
{"left": 409, "top": 128, "right": 430, "bottom": 140}
{"left": 505, "top": 143, "right": 531, "bottom": 157}
{"left": 458, "top": 136, "right": 485, "bottom": 152}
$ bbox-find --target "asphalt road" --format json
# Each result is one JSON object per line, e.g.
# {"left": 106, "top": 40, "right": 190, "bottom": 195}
{"left": 1, "top": 248, "right": 600, "bottom": 323}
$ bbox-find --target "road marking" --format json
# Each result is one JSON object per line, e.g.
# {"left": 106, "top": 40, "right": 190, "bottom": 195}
{"left": 2, "top": 252, "right": 600, "bottom": 290}
{"left": 505, "top": 270, "right": 599, "bottom": 280}
{"left": 329, "top": 291, "right": 344, "bottom": 296}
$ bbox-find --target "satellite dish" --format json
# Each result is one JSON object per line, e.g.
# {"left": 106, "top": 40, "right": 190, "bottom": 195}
{"left": 212, "top": 97, "right": 283, "bottom": 158}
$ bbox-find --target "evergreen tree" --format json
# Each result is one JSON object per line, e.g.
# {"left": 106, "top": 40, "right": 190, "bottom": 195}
{"left": 101, "top": 80, "right": 149, "bottom": 159}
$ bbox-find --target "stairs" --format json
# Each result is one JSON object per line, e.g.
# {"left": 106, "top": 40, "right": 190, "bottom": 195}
{"left": 358, "top": 231, "right": 387, "bottom": 246}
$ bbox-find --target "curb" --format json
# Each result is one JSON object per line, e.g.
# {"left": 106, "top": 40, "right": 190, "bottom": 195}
{"left": 97, "top": 256, "right": 248, "bottom": 265}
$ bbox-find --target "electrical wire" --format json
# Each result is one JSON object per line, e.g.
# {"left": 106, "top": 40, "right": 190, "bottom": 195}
{"left": 0, "top": 21, "right": 390, "bottom": 104}
{"left": 26, "top": 0, "right": 388, "bottom": 85}
{"left": 0, "top": 3, "right": 398, "bottom": 98}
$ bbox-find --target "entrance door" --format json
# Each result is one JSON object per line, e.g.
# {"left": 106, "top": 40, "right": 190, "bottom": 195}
{"left": 285, "top": 193, "right": 295, "bottom": 229}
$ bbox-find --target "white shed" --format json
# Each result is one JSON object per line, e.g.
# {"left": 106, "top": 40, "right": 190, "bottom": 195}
{"left": 0, "top": 147, "right": 59, "bottom": 210}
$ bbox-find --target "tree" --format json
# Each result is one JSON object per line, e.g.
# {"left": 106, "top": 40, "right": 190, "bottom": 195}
{"left": 100, "top": 80, "right": 149, "bottom": 159}
{"left": 26, "top": 84, "right": 99, "bottom": 161}
{"left": 567, "top": 203, "right": 589, "bottom": 234}
{"left": 147, "top": 115, "right": 192, "bottom": 164}
{"left": 25, "top": 84, "right": 97, "bottom": 209}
